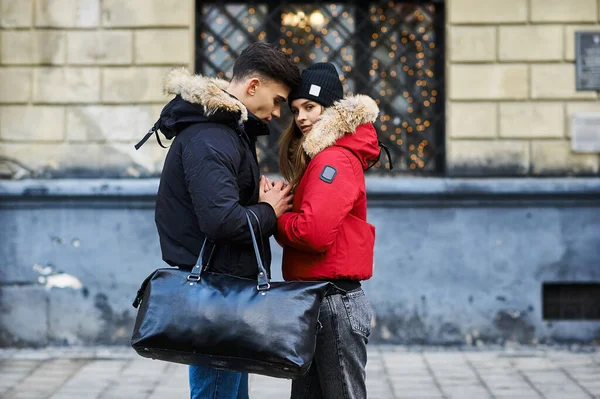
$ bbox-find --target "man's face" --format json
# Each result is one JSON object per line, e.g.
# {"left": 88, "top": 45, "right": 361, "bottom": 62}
{"left": 244, "top": 78, "right": 290, "bottom": 123}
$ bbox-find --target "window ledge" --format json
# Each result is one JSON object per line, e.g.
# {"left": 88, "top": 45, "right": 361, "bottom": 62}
{"left": 0, "top": 177, "right": 599, "bottom": 197}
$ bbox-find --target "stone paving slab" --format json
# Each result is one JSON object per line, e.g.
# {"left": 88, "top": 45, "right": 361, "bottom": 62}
{"left": 0, "top": 345, "right": 598, "bottom": 399}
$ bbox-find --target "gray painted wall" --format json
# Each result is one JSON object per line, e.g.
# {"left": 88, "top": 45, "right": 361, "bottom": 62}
{"left": 1, "top": 178, "right": 599, "bottom": 347}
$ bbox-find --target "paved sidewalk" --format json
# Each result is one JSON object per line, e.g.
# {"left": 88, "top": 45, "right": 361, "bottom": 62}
{"left": 0, "top": 345, "right": 598, "bottom": 399}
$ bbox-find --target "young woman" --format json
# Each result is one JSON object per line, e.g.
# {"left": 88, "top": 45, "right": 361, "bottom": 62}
{"left": 275, "top": 62, "right": 382, "bottom": 399}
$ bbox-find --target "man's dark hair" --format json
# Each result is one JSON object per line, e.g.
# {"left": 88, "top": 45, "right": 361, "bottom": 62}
{"left": 232, "top": 42, "right": 301, "bottom": 90}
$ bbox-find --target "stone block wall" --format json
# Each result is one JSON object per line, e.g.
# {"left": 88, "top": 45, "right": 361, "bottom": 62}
{"left": 447, "top": 0, "right": 600, "bottom": 176}
{"left": 2, "top": 0, "right": 600, "bottom": 177}
{"left": 0, "top": 0, "right": 193, "bottom": 178}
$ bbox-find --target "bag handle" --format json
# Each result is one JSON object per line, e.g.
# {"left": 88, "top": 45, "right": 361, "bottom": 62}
{"left": 245, "top": 210, "right": 270, "bottom": 291}
{"left": 187, "top": 210, "right": 270, "bottom": 291}
{"left": 248, "top": 209, "right": 266, "bottom": 263}
{"left": 186, "top": 237, "right": 215, "bottom": 283}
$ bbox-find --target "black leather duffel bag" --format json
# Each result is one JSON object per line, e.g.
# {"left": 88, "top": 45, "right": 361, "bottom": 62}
{"left": 131, "top": 211, "right": 330, "bottom": 379}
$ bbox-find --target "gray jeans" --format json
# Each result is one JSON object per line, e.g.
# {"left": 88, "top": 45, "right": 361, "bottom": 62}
{"left": 291, "top": 288, "right": 372, "bottom": 399}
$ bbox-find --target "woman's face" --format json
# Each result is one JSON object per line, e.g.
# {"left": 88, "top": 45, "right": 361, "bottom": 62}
{"left": 290, "top": 99, "right": 323, "bottom": 134}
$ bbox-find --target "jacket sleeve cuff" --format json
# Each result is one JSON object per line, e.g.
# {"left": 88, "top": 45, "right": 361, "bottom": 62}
{"left": 278, "top": 211, "right": 293, "bottom": 228}
{"left": 276, "top": 212, "right": 295, "bottom": 244}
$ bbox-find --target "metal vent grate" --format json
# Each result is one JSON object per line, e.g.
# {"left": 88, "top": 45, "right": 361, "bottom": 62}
{"left": 542, "top": 283, "right": 600, "bottom": 320}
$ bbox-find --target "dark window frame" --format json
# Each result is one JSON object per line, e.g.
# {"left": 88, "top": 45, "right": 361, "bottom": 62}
{"left": 195, "top": 0, "right": 446, "bottom": 175}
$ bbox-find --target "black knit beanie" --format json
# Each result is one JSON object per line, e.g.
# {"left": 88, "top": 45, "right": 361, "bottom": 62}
{"left": 288, "top": 62, "right": 344, "bottom": 109}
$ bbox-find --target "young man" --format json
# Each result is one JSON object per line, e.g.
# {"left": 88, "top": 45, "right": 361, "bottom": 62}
{"left": 149, "top": 42, "right": 300, "bottom": 399}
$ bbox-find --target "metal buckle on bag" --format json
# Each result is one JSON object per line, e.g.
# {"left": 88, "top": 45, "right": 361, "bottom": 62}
{"left": 187, "top": 265, "right": 202, "bottom": 284}
{"left": 257, "top": 282, "right": 270, "bottom": 292}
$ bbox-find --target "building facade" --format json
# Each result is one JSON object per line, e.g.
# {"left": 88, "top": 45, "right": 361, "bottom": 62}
{"left": 0, "top": 0, "right": 599, "bottom": 346}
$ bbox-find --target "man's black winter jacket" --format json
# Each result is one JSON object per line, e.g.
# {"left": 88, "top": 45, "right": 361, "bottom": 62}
{"left": 153, "top": 70, "right": 277, "bottom": 278}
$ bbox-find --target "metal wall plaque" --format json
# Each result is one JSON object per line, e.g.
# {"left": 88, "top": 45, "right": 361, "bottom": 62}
{"left": 572, "top": 113, "right": 600, "bottom": 153}
{"left": 576, "top": 32, "right": 600, "bottom": 91}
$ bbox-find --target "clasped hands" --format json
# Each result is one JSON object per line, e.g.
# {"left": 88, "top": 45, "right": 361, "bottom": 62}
{"left": 258, "top": 176, "right": 293, "bottom": 217}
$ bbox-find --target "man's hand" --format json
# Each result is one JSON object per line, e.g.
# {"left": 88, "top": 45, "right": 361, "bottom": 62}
{"left": 259, "top": 176, "right": 293, "bottom": 217}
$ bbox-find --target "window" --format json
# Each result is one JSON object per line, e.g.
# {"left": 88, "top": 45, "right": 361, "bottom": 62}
{"left": 196, "top": 1, "right": 445, "bottom": 175}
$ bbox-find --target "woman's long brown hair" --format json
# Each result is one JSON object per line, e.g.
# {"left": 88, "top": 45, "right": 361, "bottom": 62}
{"left": 278, "top": 121, "right": 309, "bottom": 189}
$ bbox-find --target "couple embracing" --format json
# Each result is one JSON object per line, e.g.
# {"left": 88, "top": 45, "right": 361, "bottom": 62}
{"left": 148, "top": 42, "right": 383, "bottom": 399}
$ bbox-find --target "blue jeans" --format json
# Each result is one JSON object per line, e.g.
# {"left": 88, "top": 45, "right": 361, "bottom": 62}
{"left": 291, "top": 288, "right": 372, "bottom": 399}
{"left": 189, "top": 365, "right": 249, "bottom": 399}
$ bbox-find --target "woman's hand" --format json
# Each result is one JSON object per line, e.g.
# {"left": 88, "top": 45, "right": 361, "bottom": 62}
{"left": 261, "top": 176, "right": 289, "bottom": 193}
{"left": 260, "top": 175, "right": 272, "bottom": 193}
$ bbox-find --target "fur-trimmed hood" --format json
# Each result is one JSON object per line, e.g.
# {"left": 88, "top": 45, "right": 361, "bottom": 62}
{"left": 164, "top": 68, "right": 248, "bottom": 124}
{"left": 303, "top": 94, "right": 380, "bottom": 168}
{"left": 152, "top": 68, "right": 271, "bottom": 142}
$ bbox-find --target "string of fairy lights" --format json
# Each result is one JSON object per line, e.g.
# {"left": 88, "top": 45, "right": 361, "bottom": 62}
{"left": 201, "top": 2, "right": 440, "bottom": 173}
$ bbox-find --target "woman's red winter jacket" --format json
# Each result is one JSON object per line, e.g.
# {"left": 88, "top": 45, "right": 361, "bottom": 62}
{"left": 277, "top": 95, "right": 381, "bottom": 281}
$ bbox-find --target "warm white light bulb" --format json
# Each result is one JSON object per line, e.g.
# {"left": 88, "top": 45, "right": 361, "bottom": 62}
{"left": 309, "top": 11, "right": 325, "bottom": 27}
